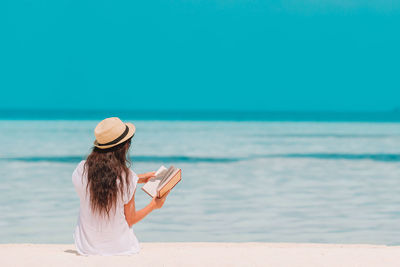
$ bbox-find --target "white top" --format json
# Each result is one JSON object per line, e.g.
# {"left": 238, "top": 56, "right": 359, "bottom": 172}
{"left": 72, "top": 160, "right": 140, "bottom": 256}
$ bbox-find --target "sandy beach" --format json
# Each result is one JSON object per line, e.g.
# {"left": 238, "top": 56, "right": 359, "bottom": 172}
{"left": 1, "top": 242, "right": 399, "bottom": 267}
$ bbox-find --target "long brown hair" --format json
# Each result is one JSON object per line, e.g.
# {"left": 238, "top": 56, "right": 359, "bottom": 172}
{"left": 83, "top": 138, "right": 132, "bottom": 218}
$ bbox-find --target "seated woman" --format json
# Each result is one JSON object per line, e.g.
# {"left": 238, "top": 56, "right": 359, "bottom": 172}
{"left": 72, "top": 117, "right": 169, "bottom": 256}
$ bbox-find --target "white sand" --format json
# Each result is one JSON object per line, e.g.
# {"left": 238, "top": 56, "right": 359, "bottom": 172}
{"left": 1, "top": 243, "right": 399, "bottom": 267}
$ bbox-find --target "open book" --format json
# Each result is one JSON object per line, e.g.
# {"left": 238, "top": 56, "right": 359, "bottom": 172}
{"left": 142, "top": 165, "right": 182, "bottom": 198}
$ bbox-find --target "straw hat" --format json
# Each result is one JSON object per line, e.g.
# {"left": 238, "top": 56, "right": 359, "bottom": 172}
{"left": 93, "top": 117, "right": 136, "bottom": 149}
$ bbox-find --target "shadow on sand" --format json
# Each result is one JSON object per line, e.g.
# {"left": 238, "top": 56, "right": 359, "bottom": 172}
{"left": 64, "top": 249, "right": 81, "bottom": 256}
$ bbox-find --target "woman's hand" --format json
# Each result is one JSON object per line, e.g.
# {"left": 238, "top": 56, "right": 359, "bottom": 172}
{"left": 138, "top": 171, "right": 156, "bottom": 183}
{"left": 151, "top": 191, "right": 170, "bottom": 210}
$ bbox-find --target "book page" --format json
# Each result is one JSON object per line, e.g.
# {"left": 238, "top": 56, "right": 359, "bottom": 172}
{"left": 158, "top": 169, "right": 181, "bottom": 198}
{"left": 157, "top": 166, "right": 179, "bottom": 190}
{"left": 159, "top": 166, "right": 176, "bottom": 185}
{"left": 155, "top": 165, "right": 168, "bottom": 176}
{"left": 142, "top": 165, "right": 168, "bottom": 197}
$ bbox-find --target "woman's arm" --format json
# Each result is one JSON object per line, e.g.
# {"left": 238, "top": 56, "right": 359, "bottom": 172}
{"left": 137, "top": 171, "right": 156, "bottom": 184}
{"left": 124, "top": 190, "right": 170, "bottom": 227}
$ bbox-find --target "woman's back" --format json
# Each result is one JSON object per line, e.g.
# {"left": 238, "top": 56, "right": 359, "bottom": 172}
{"left": 71, "top": 117, "right": 169, "bottom": 256}
{"left": 72, "top": 160, "right": 140, "bottom": 256}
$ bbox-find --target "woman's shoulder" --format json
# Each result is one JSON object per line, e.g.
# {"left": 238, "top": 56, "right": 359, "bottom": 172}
{"left": 129, "top": 168, "right": 137, "bottom": 176}
{"left": 74, "top": 160, "right": 86, "bottom": 173}
{"left": 129, "top": 168, "right": 139, "bottom": 182}
{"left": 119, "top": 168, "right": 137, "bottom": 184}
{"left": 72, "top": 160, "right": 86, "bottom": 183}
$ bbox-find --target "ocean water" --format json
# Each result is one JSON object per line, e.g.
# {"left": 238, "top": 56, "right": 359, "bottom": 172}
{"left": 0, "top": 120, "right": 399, "bottom": 244}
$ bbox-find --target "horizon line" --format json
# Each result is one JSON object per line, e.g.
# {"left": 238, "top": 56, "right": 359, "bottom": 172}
{"left": 0, "top": 108, "right": 400, "bottom": 113}
{"left": 0, "top": 109, "right": 399, "bottom": 122}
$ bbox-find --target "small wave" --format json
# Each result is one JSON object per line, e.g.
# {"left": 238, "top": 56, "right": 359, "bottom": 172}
{"left": 263, "top": 153, "right": 400, "bottom": 162}
{"left": 252, "top": 134, "right": 400, "bottom": 138}
{"left": 1, "top": 153, "right": 399, "bottom": 163}
{"left": 1, "top": 155, "right": 241, "bottom": 163}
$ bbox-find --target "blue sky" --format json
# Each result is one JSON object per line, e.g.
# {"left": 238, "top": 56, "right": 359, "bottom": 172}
{"left": 1, "top": 0, "right": 399, "bottom": 111}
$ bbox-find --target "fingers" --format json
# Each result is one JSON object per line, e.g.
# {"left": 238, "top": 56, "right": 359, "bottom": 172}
{"left": 157, "top": 191, "right": 170, "bottom": 200}
{"left": 162, "top": 190, "right": 171, "bottom": 199}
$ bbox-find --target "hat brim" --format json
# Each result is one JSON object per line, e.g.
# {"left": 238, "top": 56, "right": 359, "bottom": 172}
{"left": 93, "top": 122, "right": 135, "bottom": 149}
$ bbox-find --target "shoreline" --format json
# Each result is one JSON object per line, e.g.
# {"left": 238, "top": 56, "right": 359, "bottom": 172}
{"left": 1, "top": 243, "right": 399, "bottom": 267}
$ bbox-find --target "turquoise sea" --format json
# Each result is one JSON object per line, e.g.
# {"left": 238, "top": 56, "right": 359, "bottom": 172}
{"left": 0, "top": 114, "right": 400, "bottom": 244}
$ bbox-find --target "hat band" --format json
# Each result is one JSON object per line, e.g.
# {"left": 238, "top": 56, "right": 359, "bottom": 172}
{"left": 97, "top": 125, "right": 129, "bottom": 147}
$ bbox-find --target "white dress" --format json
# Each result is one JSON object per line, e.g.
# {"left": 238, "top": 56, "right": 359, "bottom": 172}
{"left": 72, "top": 160, "right": 140, "bottom": 256}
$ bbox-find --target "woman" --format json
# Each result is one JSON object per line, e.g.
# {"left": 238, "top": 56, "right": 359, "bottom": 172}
{"left": 72, "top": 117, "right": 169, "bottom": 256}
